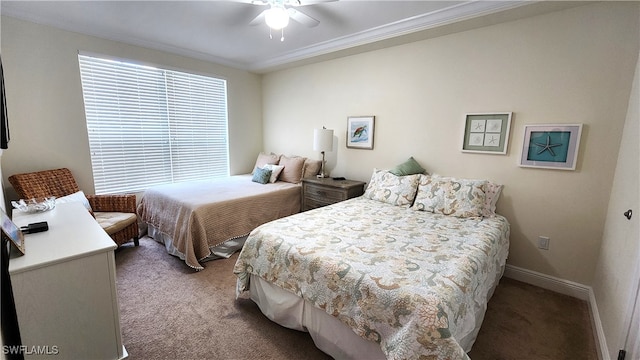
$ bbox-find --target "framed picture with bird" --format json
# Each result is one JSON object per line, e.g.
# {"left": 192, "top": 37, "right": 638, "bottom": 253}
{"left": 346, "top": 116, "right": 375, "bottom": 150}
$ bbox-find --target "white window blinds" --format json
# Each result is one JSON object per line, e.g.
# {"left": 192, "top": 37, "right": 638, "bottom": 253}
{"left": 78, "top": 54, "right": 229, "bottom": 194}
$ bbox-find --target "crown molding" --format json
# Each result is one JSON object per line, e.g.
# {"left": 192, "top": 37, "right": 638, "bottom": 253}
{"left": 2, "top": 1, "right": 536, "bottom": 74}
{"left": 248, "top": 1, "right": 534, "bottom": 72}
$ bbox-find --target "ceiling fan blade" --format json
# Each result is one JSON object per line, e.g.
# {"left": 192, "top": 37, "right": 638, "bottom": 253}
{"left": 287, "top": 8, "right": 319, "bottom": 27}
{"left": 289, "top": 0, "right": 337, "bottom": 6}
{"left": 228, "top": 0, "right": 269, "bottom": 4}
{"left": 249, "top": 10, "right": 266, "bottom": 26}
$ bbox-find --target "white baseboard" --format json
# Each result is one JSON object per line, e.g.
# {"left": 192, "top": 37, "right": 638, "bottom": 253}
{"left": 588, "top": 288, "right": 610, "bottom": 360}
{"left": 503, "top": 264, "right": 608, "bottom": 360}
{"left": 504, "top": 264, "right": 590, "bottom": 300}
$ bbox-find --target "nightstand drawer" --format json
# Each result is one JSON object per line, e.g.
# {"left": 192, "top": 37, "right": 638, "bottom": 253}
{"left": 303, "top": 197, "right": 334, "bottom": 210}
{"left": 301, "top": 178, "right": 366, "bottom": 211}
{"left": 304, "top": 185, "right": 345, "bottom": 202}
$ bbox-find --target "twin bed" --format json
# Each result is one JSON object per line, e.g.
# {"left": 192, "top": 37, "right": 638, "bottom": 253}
{"left": 137, "top": 174, "right": 302, "bottom": 270}
{"left": 138, "top": 155, "right": 509, "bottom": 358}
{"left": 137, "top": 153, "right": 320, "bottom": 270}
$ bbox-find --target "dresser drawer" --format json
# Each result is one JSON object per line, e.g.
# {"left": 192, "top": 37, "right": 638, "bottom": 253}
{"left": 304, "top": 184, "right": 346, "bottom": 202}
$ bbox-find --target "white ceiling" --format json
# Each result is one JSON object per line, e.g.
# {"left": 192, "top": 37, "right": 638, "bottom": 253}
{"left": 1, "top": 1, "right": 585, "bottom": 73}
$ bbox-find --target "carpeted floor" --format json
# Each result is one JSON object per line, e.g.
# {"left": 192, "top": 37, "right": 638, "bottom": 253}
{"left": 468, "top": 276, "right": 598, "bottom": 360}
{"left": 115, "top": 237, "right": 597, "bottom": 359}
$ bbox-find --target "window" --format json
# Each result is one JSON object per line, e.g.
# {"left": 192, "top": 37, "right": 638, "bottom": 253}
{"left": 78, "top": 54, "right": 229, "bottom": 194}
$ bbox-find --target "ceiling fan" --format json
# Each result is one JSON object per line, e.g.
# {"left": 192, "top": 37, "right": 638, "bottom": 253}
{"left": 235, "top": 0, "right": 336, "bottom": 41}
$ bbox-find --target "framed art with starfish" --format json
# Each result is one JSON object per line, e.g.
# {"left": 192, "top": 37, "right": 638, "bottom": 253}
{"left": 519, "top": 124, "right": 583, "bottom": 170}
{"left": 461, "top": 112, "right": 513, "bottom": 154}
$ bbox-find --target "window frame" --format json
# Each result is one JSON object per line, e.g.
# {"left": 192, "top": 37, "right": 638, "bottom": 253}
{"left": 78, "top": 53, "right": 230, "bottom": 194}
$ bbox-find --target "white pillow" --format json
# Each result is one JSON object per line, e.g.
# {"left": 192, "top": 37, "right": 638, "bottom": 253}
{"left": 55, "top": 190, "right": 92, "bottom": 212}
{"left": 261, "top": 164, "right": 285, "bottom": 183}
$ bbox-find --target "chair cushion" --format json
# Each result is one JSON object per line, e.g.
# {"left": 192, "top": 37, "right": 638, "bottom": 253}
{"left": 95, "top": 212, "right": 137, "bottom": 235}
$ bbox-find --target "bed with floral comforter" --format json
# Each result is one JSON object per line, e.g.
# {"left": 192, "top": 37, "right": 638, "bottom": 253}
{"left": 234, "top": 193, "right": 509, "bottom": 359}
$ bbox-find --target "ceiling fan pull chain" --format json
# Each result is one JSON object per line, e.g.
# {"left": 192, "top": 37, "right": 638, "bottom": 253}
{"left": 269, "top": 27, "right": 273, "bottom": 40}
{"left": 281, "top": 28, "right": 285, "bottom": 42}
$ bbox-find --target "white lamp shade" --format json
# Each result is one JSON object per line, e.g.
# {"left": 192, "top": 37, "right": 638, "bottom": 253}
{"left": 265, "top": 6, "right": 290, "bottom": 30}
{"left": 313, "top": 128, "right": 334, "bottom": 152}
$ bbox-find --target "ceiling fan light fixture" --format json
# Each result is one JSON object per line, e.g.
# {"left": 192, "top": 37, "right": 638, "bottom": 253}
{"left": 265, "top": 5, "right": 289, "bottom": 30}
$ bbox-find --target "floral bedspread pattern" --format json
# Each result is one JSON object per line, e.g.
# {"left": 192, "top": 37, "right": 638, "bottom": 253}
{"left": 234, "top": 197, "right": 509, "bottom": 359}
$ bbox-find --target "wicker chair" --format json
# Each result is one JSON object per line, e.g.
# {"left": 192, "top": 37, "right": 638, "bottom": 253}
{"left": 8, "top": 168, "right": 139, "bottom": 247}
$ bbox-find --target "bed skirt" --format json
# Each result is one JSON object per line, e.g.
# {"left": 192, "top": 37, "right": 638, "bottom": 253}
{"left": 242, "top": 262, "right": 506, "bottom": 359}
{"left": 148, "top": 224, "right": 247, "bottom": 264}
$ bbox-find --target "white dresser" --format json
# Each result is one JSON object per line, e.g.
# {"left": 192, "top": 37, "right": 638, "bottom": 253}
{"left": 9, "top": 202, "right": 127, "bottom": 359}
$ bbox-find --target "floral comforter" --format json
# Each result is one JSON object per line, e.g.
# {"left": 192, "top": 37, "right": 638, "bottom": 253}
{"left": 234, "top": 197, "right": 509, "bottom": 359}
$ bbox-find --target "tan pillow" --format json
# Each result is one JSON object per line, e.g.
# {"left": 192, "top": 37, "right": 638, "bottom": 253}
{"left": 302, "top": 158, "right": 322, "bottom": 178}
{"left": 252, "top": 152, "right": 280, "bottom": 174}
{"left": 279, "top": 155, "right": 306, "bottom": 183}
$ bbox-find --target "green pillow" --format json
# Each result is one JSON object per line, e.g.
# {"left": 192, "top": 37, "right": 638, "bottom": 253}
{"left": 251, "top": 167, "right": 272, "bottom": 184}
{"left": 389, "top": 157, "right": 426, "bottom": 176}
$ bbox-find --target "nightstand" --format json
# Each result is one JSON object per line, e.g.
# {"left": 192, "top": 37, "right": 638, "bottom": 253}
{"left": 302, "top": 177, "right": 366, "bottom": 211}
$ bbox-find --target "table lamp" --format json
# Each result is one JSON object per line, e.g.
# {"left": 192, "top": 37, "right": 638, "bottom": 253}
{"left": 313, "top": 127, "right": 334, "bottom": 178}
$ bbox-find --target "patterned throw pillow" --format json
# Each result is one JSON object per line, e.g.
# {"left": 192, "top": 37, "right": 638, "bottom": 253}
{"left": 363, "top": 168, "right": 420, "bottom": 207}
{"left": 261, "top": 164, "right": 285, "bottom": 183}
{"left": 251, "top": 167, "right": 272, "bottom": 184}
{"left": 412, "top": 175, "right": 487, "bottom": 218}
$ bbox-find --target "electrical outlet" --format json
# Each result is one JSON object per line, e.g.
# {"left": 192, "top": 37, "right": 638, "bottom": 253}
{"left": 538, "top": 236, "right": 550, "bottom": 250}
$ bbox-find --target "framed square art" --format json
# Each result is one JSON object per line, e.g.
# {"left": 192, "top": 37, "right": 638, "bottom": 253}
{"left": 346, "top": 116, "right": 375, "bottom": 150}
{"left": 519, "top": 124, "right": 583, "bottom": 170}
{"left": 461, "top": 112, "right": 512, "bottom": 154}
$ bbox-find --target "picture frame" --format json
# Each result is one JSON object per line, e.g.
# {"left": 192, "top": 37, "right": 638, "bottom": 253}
{"left": 461, "top": 112, "right": 512, "bottom": 154}
{"left": 1, "top": 209, "right": 24, "bottom": 255}
{"left": 519, "top": 124, "right": 583, "bottom": 170}
{"left": 346, "top": 116, "right": 375, "bottom": 150}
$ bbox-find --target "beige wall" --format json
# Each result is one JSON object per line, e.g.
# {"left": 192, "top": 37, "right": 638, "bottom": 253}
{"left": 1, "top": 16, "right": 263, "bottom": 200}
{"left": 262, "top": 2, "right": 640, "bottom": 285}
{"left": 592, "top": 51, "right": 640, "bottom": 358}
{"left": 2, "top": 2, "right": 639, "bottom": 288}
{"left": 2, "top": 2, "right": 639, "bottom": 355}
